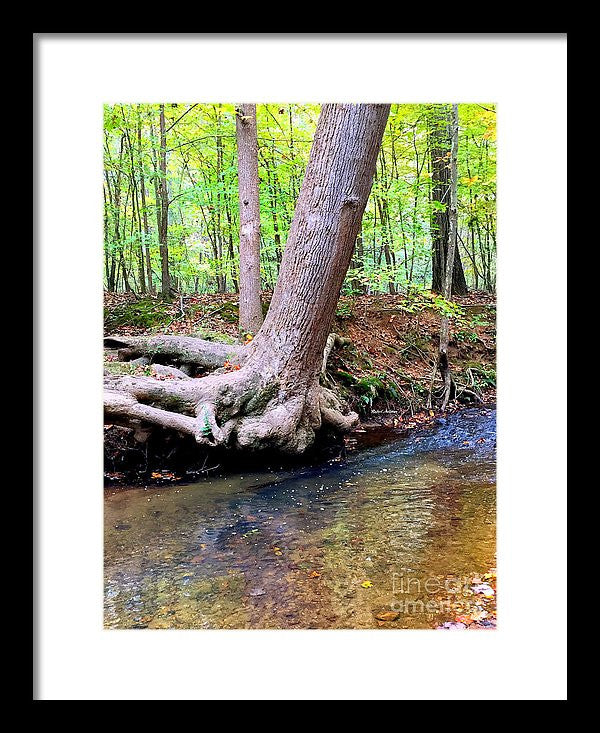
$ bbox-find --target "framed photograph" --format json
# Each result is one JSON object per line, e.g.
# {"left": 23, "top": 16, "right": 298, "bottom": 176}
{"left": 34, "top": 33, "right": 567, "bottom": 700}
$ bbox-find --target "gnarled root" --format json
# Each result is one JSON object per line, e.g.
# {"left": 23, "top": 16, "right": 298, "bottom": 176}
{"left": 319, "top": 386, "right": 359, "bottom": 432}
{"left": 104, "top": 331, "right": 358, "bottom": 455}
{"left": 320, "top": 333, "right": 351, "bottom": 385}
{"left": 104, "top": 334, "right": 244, "bottom": 371}
{"left": 104, "top": 390, "right": 198, "bottom": 437}
{"left": 104, "top": 365, "right": 359, "bottom": 456}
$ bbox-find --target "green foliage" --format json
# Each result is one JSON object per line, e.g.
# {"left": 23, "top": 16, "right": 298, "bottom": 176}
{"left": 464, "top": 363, "right": 496, "bottom": 388}
{"left": 468, "top": 312, "right": 493, "bottom": 328}
{"left": 104, "top": 102, "right": 496, "bottom": 297}
{"left": 453, "top": 311, "right": 494, "bottom": 343}
{"left": 394, "top": 285, "right": 466, "bottom": 321}
{"left": 354, "top": 374, "right": 401, "bottom": 414}
{"left": 332, "top": 369, "right": 402, "bottom": 415}
{"left": 335, "top": 301, "right": 353, "bottom": 319}
{"left": 335, "top": 369, "right": 358, "bottom": 386}
{"left": 104, "top": 300, "right": 171, "bottom": 330}
{"left": 216, "top": 301, "right": 239, "bottom": 324}
{"left": 429, "top": 294, "right": 465, "bottom": 319}
{"left": 197, "top": 406, "right": 213, "bottom": 436}
{"left": 455, "top": 328, "right": 479, "bottom": 344}
{"left": 193, "top": 328, "right": 237, "bottom": 344}
{"left": 103, "top": 361, "right": 141, "bottom": 375}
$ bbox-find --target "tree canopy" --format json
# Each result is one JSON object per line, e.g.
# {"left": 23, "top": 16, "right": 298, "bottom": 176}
{"left": 103, "top": 103, "right": 496, "bottom": 298}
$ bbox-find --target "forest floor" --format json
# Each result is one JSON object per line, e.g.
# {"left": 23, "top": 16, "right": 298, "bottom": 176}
{"left": 104, "top": 290, "right": 496, "bottom": 482}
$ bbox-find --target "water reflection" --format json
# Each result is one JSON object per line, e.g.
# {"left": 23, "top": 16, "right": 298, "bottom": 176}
{"left": 105, "top": 407, "right": 496, "bottom": 629}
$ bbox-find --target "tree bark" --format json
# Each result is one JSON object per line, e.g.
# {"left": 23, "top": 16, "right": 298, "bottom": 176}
{"left": 138, "top": 108, "right": 154, "bottom": 295}
{"left": 438, "top": 104, "right": 460, "bottom": 409}
{"left": 224, "top": 196, "right": 239, "bottom": 293}
{"left": 123, "top": 120, "right": 146, "bottom": 295}
{"left": 158, "top": 104, "right": 171, "bottom": 299}
{"left": 214, "top": 108, "right": 227, "bottom": 293}
{"left": 104, "top": 334, "right": 243, "bottom": 371}
{"left": 104, "top": 104, "right": 390, "bottom": 455}
{"left": 429, "top": 104, "right": 468, "bottom": 296}
{"left": 235, "top": 104, "right": 264, "bottom": 333}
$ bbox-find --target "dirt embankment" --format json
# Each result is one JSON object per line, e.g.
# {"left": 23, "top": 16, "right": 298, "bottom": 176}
{"left": 104, "top": 291, "right": 496, "bottom": 481}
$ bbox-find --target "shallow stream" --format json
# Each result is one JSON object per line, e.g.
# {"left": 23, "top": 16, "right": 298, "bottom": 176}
{"left": 105, "top": 407, "right": 496, "bottom": 629}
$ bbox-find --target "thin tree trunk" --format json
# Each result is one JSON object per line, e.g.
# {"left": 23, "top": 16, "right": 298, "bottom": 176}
{"left": 138, "top": 109, "right": 154, "bottom": 295}
{"left": 123, "top": 120, "right": 146, "bottom": 294}
{"left": 235, "top": 103, "right": 264, "bottom": 333}
{"left": 106, "top": 136, "right": 125, "bottom": 291}
{"left": 214, "top": 107, "right": 226, "bottom": 293}
{"left": 430, "top": 104, "right": 468, "bottom": 296}
{"left": 260, "top": 149, "right": 283, "bottom": 263}
{"left": 466, "top": 142, "right": 479, "bottom": 290}
{"left": 376, "top": 194, "right": 395, "bottom": 295}
{"left": 350, "top": 232, "right": 365, "bottom": 294}
{"left": 103, "top": 185, "right": 112, "bottom": 289}
{"left": 439, "top": 104, "right": 459, "bottom": 410}
{"left": 120, "top": 181, "right": 132, "bottom": 293}
{"left": 158, "top": 104, "right": 171, "bottom": 299}
{"left": 104, "top": 176, "right": 117, "bottom": 291}
{"left": 224, "top": 197, "right": 239, "bottom": 292}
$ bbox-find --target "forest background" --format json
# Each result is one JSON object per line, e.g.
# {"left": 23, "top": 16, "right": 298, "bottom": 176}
{"left": 103, "top": 103, "right": 496, "bottom": 300}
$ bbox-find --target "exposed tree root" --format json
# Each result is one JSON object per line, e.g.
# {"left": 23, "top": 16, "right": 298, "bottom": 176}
{"left": 104, "top": 104, "right": 390, "bottom": 458}
{"left": 320, "top": 333, "right": 351, "bottom": 385}
{"left": 319, "top": 386, "right": 359, "bottom": 431}
{"left": 150, "top": 364, "right": 191, "bottom": 379}
{"left": 104, "top": 334, "right": 244, "bottom": 371}
{"left": 104, "top": 337, "right": 358, "bottom": 455}
{"left": 104, "top": 390, "right": 197, "bottom": 437}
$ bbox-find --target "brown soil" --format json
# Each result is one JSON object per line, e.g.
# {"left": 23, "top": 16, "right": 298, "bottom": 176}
{"left": 103, "top": 290, "right": 496, "bottom": 481}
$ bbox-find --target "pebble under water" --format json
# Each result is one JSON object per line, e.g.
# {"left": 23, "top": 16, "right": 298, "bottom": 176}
{"left": 104, "top": 407, "right": 496, "bottom": 629}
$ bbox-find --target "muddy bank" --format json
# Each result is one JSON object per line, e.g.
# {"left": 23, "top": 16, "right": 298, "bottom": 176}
{"left": 105, "top": 402, "right": 495, "bottom": 490}
{"left": 104, "top": 291, "right": 496, "bottom": 485}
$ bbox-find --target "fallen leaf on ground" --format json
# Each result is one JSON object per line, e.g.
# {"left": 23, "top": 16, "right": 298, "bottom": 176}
{"left": 361, "top": 580, "right": 373, "bottom": 588}
{"left": 455, "top": 615, "right": 474, "bottom": 625}
{"left": 472, "top": 583, "right": 495, "bottom": 597}
{"left": 375, "top": 611, "right": 400, "bottom": 622}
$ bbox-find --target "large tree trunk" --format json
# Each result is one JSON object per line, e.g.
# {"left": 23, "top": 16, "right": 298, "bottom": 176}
{"left": 236, "top": 104, "right": 264, "bottom": 334}
{"left": 430, "top": 104, "right": 468, "bottom": 296}
{"left": 105, "top": 103, "right": 390, "bottom": 455}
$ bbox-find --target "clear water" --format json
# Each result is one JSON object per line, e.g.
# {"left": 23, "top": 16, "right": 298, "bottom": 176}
{"left": 104, "top": 407, "right": 496, "bottom": 629}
